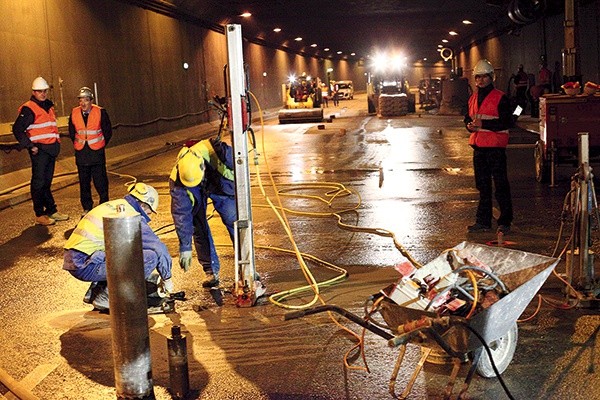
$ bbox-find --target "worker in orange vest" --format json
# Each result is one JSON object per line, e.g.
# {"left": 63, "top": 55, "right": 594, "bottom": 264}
{"left": 12, "top": 76, "right": 69, "bottom": 226}
{"left": 464, "top": 60, "right": 513, "bottom": 236}
{"left": 68, "top": 87, "right": 113, "bottom": 215}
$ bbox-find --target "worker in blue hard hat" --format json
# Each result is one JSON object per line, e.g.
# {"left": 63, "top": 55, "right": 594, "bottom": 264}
{"left": 63, "top": 182, "right": 173, "bottom": 310}
{"left": 169, "top": 137, "right": 236, "bottom": 289}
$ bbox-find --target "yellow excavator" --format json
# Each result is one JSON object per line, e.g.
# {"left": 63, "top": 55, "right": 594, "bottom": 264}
{"left": 278, "top": 75, "right": 324, "bottom": 123}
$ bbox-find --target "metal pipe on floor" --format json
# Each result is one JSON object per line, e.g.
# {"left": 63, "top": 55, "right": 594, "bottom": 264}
{"left": 0, "top": 366, "right": 40, "bottom": 400}
{"left": 104, "top": 206, "right": 154, "bottom": 399}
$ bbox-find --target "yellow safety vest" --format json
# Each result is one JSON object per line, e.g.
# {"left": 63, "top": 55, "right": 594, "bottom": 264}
{"left": 64, "top": 199, "right": 138, "bottom": 255}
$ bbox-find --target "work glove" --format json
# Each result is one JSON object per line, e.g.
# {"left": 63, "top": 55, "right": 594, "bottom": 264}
{"left": 179, "top": 251, "right": 193, "bottom": 272}
{"left": 163, "top": 278, "right": 174, "bottom": 294}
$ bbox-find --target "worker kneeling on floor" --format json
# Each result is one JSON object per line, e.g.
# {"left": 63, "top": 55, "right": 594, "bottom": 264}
{"left": 169, "top": 137, "right": 236, "bottom": 289}
{"left": 63, "top": 182, "right": 174, "bottom": 311}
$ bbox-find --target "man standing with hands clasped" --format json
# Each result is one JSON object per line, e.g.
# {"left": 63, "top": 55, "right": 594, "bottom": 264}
{"left": 68, "top": 87, "right": 113, "bottom": 216}
{"left": 464, "top": 59, "right": 513, "bottom": 236}
{"left": 12, "top": 76, "right": 69, "bottom": 226}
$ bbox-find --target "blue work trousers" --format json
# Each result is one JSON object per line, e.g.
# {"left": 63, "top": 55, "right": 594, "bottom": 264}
{"left": 193, "top": 193, "right": 236, "bottom": 275}
{"left": 65, "top": 249, "right": 163, "bottom": 282}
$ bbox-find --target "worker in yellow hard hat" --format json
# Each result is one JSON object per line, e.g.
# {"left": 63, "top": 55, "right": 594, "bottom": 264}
{"left": 169, "top": 137, "right": 236, "bottom": 290}
{"left": 63, "top": 182, "right": 173, "bottom": 311}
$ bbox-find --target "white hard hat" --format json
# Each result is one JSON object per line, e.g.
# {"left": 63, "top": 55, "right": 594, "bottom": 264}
{"left": 176, "top": 147, "right": 205, "bottom": 187}
{"left": 32, "top": 77, "right": 50, "bottom": 90}
{"left": 473, "top": 59, "right": 494, "bottom": 78}
{"left": 77, "top": 86, "right": 94, "bottom": 100}
{"left": 128, "top": 182, "right": 159, "bottom": 213}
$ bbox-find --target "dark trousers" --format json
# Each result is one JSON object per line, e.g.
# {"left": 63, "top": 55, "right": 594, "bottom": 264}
{"left": 473, "top": 147, "right": 513, "bottom": 227}
{"left": 30, "top": 150, "right": 57, "bottom": 217}
{"left": 77, "top": 164, "right": 109, "bottom": 211}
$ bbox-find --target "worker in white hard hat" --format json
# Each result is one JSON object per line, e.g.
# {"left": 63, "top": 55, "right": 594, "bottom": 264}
{"left": 12, "top": 76, "right": 69, "bottom": 226}
{"left": 464, "top": 59, "right": 513, "bottom": 235}
{"left": 169, "top": 137, "right": 237, "bottom": 289}
{"left": 68, "top": 86, "right": 113, "bottom": 216}
{"left": 63, "top": 182, "right": 173, "bottom": 311}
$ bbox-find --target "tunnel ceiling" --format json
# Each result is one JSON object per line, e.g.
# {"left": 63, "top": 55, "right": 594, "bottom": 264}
{"left": 118, "top": 0, "right": 566, "bottom": 63}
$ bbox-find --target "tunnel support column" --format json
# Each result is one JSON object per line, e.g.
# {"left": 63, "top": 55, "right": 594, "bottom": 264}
{"left": 226, "top": 24, "right": 264, "bottom": 306}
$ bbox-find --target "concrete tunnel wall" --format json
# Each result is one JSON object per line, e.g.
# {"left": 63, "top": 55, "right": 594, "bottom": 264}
{"left": 0, "top": 0, "right": 373, "bottom": 176}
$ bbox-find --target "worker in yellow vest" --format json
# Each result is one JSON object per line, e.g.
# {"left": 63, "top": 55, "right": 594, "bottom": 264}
{"left": 12, "top": 76, "right": 69, "bottom": 226}
{"left": 63, "top": 182, "right": 173, "bottom": 311}
{"left": 68, "top": 87, "right": 113, "bottom": 216}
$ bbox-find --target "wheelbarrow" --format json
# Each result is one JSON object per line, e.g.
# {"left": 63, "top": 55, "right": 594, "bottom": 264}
{"left": 284, "top": 242, "right": 559, "bottom": 399}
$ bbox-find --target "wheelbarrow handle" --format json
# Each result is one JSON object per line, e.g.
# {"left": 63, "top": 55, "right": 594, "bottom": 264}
{"left": 283, "top": 304, "right": 394, "bottom": 340}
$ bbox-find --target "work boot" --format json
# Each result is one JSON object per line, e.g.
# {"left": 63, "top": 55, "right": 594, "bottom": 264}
{"left": 83, "top": 281, "right": 106, "bottom": 304}
{"left": 49, "top": 212, "right": 70, "bottom": 221}
{"left": 92, "top": 286, "right": 109, "bottom": 311}
{"left": 467, "top": 223, "right": 491, "bottom": 233}
{"left": 202, "top": 273, "right": 220, "bottom": 288}
{"left": 35, "top": 215, "right": 56, "bottom": 226}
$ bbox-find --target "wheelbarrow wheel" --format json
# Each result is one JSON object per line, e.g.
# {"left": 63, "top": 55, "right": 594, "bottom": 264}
{"left": 476, "top": 322, "right": 518, "bottom": 378}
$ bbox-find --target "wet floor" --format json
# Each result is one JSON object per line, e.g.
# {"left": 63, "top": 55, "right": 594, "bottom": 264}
{"left": 0, "top": 95, "right": 599, "bottom": 399}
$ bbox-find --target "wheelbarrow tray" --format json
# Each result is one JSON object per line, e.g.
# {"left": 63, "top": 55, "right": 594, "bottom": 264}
{"left": 379, "top": 241, "right": 559, "bottom": 351}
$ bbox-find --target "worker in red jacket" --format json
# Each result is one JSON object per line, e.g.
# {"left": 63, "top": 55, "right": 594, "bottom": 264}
{"left": 464, "top": 59, "right": 513, "bottom": 235}
{"left": 68, "top": 87, "right": 113, "bottom": 215}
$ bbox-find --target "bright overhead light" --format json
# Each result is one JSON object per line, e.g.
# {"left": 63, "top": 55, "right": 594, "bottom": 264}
{"left": 462, "top": 20, "right": 472, "bottom": 25}
{"left": 351, "top": 52, "right": 356, "bottom": 56}
{"left": 423, "top": 57, "right": 428, "bottom": 61}
{"left": 324, "top": 47, "right": 330, "bottom": 51}
{"left": 311, "top": 43, "right": 317, "bottom": 47}
{"left": 240, "top": 12, "right": 251, "bottom": 18}
{"left": 442, "top": 39, "right": 448, "bottom": 43}
{"left": 438, "top": 44, "right": 443, "bottom": 48}
{"left": 273, "top": 27, "right": 281, "bottom": 32}
{"left": 449, "top": 31, "right": 458, "bottom": 36}
{"left": 295, "top": 37, "right": 302, "bottom": 41}
{"left": 336, "top": 51, "right": 342, "bottom": 54}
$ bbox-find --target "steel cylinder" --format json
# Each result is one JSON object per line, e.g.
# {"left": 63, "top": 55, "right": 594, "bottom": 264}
{"left": 103, "top": 209, "right": 154, "bottom": 399}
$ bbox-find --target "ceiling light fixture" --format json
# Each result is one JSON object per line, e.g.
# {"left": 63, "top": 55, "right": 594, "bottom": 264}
{"left": 295, "top": 37, "right": 302, "bottom": 41}
{"left": 240, "top": 12, "right": 251, "bottom": 18}
{"left": 273, "top": 28, "right": 281, "bottom": 32}
{"left": 324, "top": 47, "right": 330, "bottom": 51}
{"left": 351, "top": 52, "right": 356, "bottom": 56}
{"left": 311, "top": 43, "right": 317, "bottom": 47}
{"left": 336, "top": 51, "right": 342, "bottom": 54}
{"left": 449, "top": 31, "right": 458, "bottom": 36}
{"left": 442, "top": 39, "right": 448, "bottom": 43}
{"left": 462, "top": 20, "right": 472, "bottom": 25}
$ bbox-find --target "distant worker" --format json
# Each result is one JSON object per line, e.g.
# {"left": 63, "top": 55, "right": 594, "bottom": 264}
{"left": 331, "top": 82, "right": 340, "bottom": 107}
{"left": 12, "top": 76, "right": 69, "bottom": 226}
{"left": 537, "top": 60, "right": 552, "bottom": 93}
{"left": 68, "top": 87, "right": 113, "bottom": 215}
{"left": 63, "top": 182, "right": 173, "bottom": 310}
{"left": 464, "top": 59, "right": 513, "bottom": 235}
{"left": 170, "top": 137, "right": 236, "bottom": 288}
{"left": 512, "top": 64, "right": 529, "bottom": 110}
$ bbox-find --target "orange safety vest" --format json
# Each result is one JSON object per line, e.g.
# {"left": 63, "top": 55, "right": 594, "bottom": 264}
{"left": 18, "top": 100, "right": 60, "bottom": 144}
{"left": 468, "top": 89, "right": 509, "bottom": 148}
{"left": 70, "top": 104, "right": 105, "bottom": 150}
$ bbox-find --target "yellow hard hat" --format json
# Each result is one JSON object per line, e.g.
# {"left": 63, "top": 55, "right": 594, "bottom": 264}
{"left": 176, "top": 147, "right": 205, "bottom": 187}
{"left": 128, "top": 182, "right": 159, "bottom": 213}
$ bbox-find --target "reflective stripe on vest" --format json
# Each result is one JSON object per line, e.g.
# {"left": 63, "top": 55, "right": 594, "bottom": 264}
{"left": 192, "top": 140, "right": 235, "bottom": 181}
{"left": 64, "top": 199, "right": 137, "bottom": 255}
{"left": 19, "top": 101, "right": 59, "bottom": 144}
{"left": 71, "top": 104, "right": 105, "bottom": 150}
{"left": 467, "top": 89, "right": 509, "bottom": 148}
